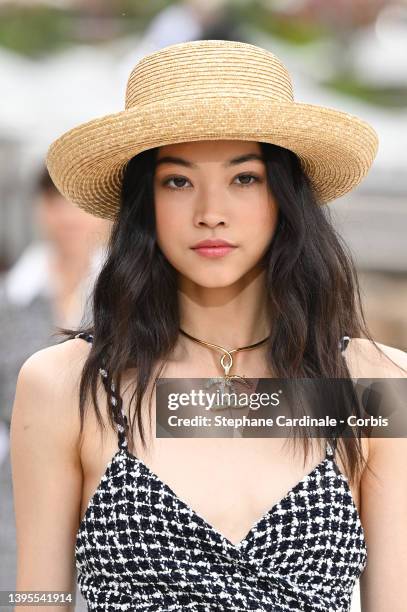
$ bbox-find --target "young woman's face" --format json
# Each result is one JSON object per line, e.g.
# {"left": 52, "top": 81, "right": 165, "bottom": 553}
{"left": 154, "top": 140, "right": 278, "bottom": 288}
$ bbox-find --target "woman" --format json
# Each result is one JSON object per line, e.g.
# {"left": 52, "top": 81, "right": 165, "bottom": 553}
{"left": 10, "top": 40, "right": 407, "bottom": 611}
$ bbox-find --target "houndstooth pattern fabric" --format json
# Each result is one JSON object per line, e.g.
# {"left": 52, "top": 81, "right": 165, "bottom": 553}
{"left": 74, "top": 333, "right": 366, "bottom": 611}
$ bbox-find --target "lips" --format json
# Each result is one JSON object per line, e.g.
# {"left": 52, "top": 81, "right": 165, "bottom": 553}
{"left": 191, "top": 238, "right": 237, "bottom": 259}
{"left": 192, "top": 239, "right": 236, "bottom": 249}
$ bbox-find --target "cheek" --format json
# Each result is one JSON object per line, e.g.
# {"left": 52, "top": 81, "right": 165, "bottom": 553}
{"left": 154, "top": 198, "right": 188, "bottom": 256}
{"left": 239, "top": 194, "right": 278, "bottom": 243}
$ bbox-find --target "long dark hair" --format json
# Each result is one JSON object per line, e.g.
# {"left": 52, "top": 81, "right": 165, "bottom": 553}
{"left": 57, "top": 142, "right": 393, "bottom": 487}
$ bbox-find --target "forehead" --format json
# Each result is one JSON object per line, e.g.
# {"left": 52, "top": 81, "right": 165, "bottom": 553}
{"left": 156, "top": 140, "right": 262, "bottom": 163}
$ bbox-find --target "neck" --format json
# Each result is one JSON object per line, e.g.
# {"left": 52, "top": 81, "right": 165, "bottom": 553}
{"left": 178, "top": 267, "right": 271, "bottom": 349}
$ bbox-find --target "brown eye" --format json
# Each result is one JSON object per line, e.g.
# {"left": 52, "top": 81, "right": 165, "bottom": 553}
{"left": 164, "top": 176, "right": 191, "bottom": 189}
{"left": 235, "top": 174, "right": 259, "bottom": 186}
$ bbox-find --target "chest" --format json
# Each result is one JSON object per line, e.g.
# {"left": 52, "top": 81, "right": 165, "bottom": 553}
{"left": 79, "top": 379, "right": 364, "bottom": 546}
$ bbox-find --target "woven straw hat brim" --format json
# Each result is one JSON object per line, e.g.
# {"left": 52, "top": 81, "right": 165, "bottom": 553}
{"left": 46, "top": 96, "right": 378, "bottom": 220}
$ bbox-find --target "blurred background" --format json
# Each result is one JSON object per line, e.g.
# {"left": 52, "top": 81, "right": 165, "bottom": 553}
{"left": 0, "top": 1, "right": 406, "bottom": 610}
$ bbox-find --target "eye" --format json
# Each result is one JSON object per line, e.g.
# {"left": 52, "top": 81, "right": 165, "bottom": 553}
{"left": 160, "top": 173, "right": 261, "bottom": 190}
{"left": 163, "top": 176, "right": 192, "bottom": 190}
{"left": 234, "top": 173, "right": 260, "bottom": 187}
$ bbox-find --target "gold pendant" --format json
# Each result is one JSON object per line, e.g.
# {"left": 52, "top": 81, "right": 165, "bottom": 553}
{"left": 203, "top": 344, "right": 254, "bottom": 410}
{"left": 204, "top": 374, "right": 253, "bottom": 410}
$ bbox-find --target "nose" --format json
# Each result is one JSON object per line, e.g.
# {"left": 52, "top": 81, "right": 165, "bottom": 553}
{"left": 192, "top": 185, "right": 228, "bottom": 228}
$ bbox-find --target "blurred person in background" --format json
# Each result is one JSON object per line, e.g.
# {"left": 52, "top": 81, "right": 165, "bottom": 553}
{"left": 0, "top": 165, "right": 110, "bottom": 431}
{"left": 0, "top": 166, "right": 109, "bottom": 598}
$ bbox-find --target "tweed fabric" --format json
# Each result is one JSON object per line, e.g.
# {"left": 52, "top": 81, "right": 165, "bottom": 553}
{"left": 74, "top": 332, "right": 366, "bottom": 611}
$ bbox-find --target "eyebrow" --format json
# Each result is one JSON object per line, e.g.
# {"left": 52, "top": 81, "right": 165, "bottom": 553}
{"left": 155, "top": 153, "right": 264, "bottom": 169}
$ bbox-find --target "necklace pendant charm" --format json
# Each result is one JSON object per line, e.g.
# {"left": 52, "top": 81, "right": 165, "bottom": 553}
{"left": 205, "top": 376, "right": 233, "bottom": 394}
{"left": 204, "top": 376, "right": 235, "bottom": 409}
{"left": 204, "top": 374, "right": 253, "bottom": 410}
{"left": 220, "top": 352, "right": 233, "bottom": 376}
{"left": 226, "top": 374, "right": 253, "bottom": 389}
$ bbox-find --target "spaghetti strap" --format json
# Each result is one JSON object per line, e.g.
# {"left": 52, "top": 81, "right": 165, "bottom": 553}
{"left": 325, "top": 437, "right": 338, "bottom": 461}
{"left": 74, "top": 332, "right": 128, "bottom": 451}
{"left": 328, "top": 334, "right": 349, "bottom": 463}
{"left": 338, "top": 335, "right": 351, "bottom": 353}
{"left": 75, "top": 331, "right": 94, "bottom": 344}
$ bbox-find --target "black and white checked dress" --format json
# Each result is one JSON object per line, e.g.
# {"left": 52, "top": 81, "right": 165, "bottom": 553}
{"left": 74, "top": 333, "right": 367, "bottom": 611}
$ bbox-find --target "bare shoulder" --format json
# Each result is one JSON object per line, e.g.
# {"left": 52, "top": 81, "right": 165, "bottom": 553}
{"left": 17, "top": 336, "right": 91, "bottom": 396}
{"left": 18, "top": 336, "right": 91, "bottom": 383}
{"left": 344, "top": 337, "right": 407, "bottom": 378}
{"left": 344, "top": 338, "right": 407, "bottom": 476}
{"left": 11, "top": 337, "right": 93, "bottom": 451}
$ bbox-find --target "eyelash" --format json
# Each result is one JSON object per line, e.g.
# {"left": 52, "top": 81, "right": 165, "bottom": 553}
{"left": 162, "top": 173, "right": 261, "bottom": 190}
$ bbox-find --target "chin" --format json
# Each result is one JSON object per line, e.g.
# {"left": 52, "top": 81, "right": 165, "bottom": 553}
{"left": 181, "top": 271, "right": 246, "bottom": 289}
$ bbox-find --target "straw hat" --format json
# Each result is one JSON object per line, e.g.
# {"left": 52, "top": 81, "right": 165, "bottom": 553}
{"left": 46, "top": 39, "right": 379, "bottom": 220}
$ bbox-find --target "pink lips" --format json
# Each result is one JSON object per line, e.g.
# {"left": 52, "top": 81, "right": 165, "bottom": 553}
{"left": 191, "top": 239, "right": 237, "bottom": 259}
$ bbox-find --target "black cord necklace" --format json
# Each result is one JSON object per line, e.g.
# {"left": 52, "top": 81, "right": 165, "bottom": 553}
{"left": 179, "top": 327, "right": 270, "bottom": 390}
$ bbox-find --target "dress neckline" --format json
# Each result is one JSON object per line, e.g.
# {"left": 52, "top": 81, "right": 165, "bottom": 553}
{"left": 76, "top": 439, "right": 366, "bottom": 558}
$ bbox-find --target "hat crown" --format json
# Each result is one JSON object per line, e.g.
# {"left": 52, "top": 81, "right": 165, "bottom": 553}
{"left": 125, "top": 40, "right": 294, "bottom": 110}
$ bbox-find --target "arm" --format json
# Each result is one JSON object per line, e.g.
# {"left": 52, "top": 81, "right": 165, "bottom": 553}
{"left": 360, "top": 436, "right": 407, "bottom": 612}
{"left": 10, "top": 339, "right": 89, "bottom": 611}
{"left": 348, "top": 339, "right": 407, "bottom": 611}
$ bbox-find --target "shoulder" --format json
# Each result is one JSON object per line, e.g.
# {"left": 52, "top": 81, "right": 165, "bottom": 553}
{"left": 11, "top": 338, "right": 93, "bottom": 451}
{"left": 16, "top": 337, "right": 92, "bottom": 395}
{"left": 344, "top": 337, "right": 407, "bottom": 378}
{"left": 344, "top": 338, "right": 407, "bottom": 467}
